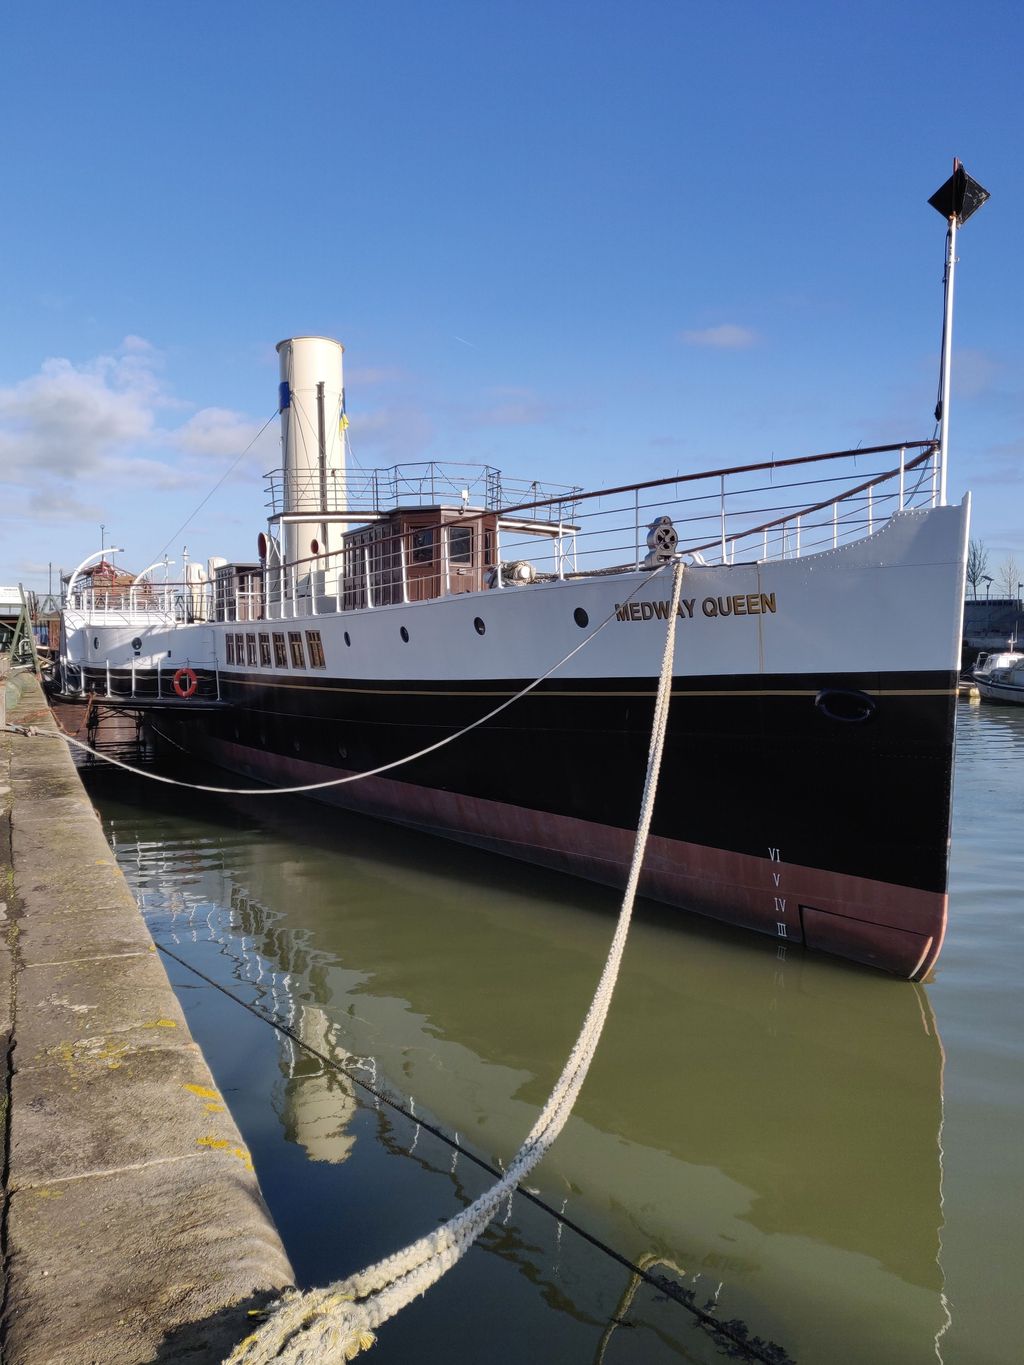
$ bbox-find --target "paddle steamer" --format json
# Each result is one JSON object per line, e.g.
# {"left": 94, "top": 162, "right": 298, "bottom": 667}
{"left": 55, "top": 167, "right": 988, "bottom": 978}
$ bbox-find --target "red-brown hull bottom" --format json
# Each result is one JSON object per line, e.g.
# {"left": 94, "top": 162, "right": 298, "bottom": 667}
{"left": 200, "top": 737, "right": 946, "bottom": 980}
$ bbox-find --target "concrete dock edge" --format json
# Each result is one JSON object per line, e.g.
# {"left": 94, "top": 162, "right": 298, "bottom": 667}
{"left": 1, "top": 671, "right": 295, "bottom": 1364}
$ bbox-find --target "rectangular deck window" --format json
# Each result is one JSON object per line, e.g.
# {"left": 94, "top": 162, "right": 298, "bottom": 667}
{"left": 236, "top": 633, "right": 245, "bottom": 662}
{"left": 259, "top": 633, "right": 272, "bottom": 667}
{"left": 225, "top": 635, "right": 235, "bottom": 665}
{"left": 246, "top": 633, "right": 258, "bottom": 666}
{"left": 305, "top": 630, "right": 326, "bottom": 669}
{"left": 412, "top": 528, "right": 435, "bottom": 564}
{"left": 288, "top": 631, "right": 306, "bottom": 668}
{"left": 449, "top": 525, "right": 473, "bottom": 564}
{"left": 273, "top": 632, "right": 288, "bottom": 668}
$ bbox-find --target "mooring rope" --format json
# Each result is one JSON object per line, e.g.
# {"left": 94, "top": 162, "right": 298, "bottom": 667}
{"left": 221, "top": 559, "right": 686, "bottom": 1364}
{"left": 6, "top": 562, "right": 793, "bottom": 1363}
{"left": 15, "top": 566, "right": 667, "bottom": 796}
{"left": 153, "top": 941, "right": 788, "bottom": 1365}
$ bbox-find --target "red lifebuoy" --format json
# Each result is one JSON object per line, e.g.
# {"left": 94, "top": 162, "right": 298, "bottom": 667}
{"left": 173, "top": 666, "right": 198, "bottom": 699}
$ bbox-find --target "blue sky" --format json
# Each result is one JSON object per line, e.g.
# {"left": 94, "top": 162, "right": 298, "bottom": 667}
{"left": 1, "top": 1, "right": 1020, "bottom": 593}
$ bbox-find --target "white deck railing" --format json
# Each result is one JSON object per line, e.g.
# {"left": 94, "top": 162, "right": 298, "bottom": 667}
{"left": 66, "top": 441, "right": 939, "bottom": 627}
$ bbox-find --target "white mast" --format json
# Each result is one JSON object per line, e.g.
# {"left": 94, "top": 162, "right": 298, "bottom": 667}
{"left": 928, "top": 159, "right": 990, "bottom": 507}
{"left": 937, "top": 213, "right": 957, "bottom": 507}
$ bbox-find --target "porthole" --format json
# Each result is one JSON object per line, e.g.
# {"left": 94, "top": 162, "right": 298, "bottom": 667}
{"left": 400, "top": 626, "right": 410, "bottom": 643}
{"left": 233, "top": 726, "right": 241, "bottom": 741}
{"left": 93, "top": 636, "right": 99, "bottom": 649}
{"left": 293, "top": 738, "right": 301, "bottom": 753}
{"left": 474, "top": 617, "right": 486, "bottom": 636}
{"left": 574, "top": 608, "right": 589, "bottom": 628}
{"left": 338, "top": 744, "right": 348, "bottom": 760}
{"left": 131, "top": 636, "right": 142, "bottom": 652}
{"left": 344, "top": 631, "right": 351, "bottom": 647}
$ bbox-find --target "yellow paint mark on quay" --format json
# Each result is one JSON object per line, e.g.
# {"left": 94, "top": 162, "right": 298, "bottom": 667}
{"left": 196, "top": 1136, "right": 254, "bottom": 1171}
{"left": 204, "top": 1103, "right": 227, "bottom": 1113}
{"left": 184, "top": 1083, "right": 219, "bottom": 1099}
{"left": 34, "top": 1188, "right": 65, "bottom": 1199}
{"left": 150, "top": 1018, "right": 178, "bottom": 1028}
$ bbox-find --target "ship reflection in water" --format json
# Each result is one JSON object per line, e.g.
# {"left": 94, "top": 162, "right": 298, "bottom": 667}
{"left": 98, "top": 767, "right": 948, "bottom": 1364}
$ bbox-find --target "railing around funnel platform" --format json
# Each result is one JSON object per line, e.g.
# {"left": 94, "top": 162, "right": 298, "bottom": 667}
{"left": 263, "top": 460, "right": 582, "bottom": 519}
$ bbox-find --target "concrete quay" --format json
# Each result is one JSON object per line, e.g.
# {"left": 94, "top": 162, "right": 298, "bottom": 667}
{"left": 0, "top": 669, "right": 294, "bottom": 1364}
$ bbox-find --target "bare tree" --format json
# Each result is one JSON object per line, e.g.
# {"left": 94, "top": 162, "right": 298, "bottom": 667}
{"left": 997, "top": 554, "right": 1021, "bottom": 601}
{"left": 966, "top": 539, "right": 989, "bottom": 598}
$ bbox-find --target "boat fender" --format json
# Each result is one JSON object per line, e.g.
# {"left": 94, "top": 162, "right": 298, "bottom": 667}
{"left": 173, "top": 666, "right": 199, "bottom": 699}
{"left": 814, "top": 687, "right": 877, "bottom": 724}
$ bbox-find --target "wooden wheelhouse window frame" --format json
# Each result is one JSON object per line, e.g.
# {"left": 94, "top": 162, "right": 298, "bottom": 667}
{"left": 225, "top": 634, "right": 235, "bottom": 665}
{"left": 272, "top": 632, "right": 288, "bottom": 668}
{"left": 448, "top": 524, "right": 473, "bottom": 564}
{"left": 258, "top": 632, "right": 272, "bottom": 667}
{"left": 245, "top": 633, "right": 258, "bottom": 666}
{"left": 305, "top": 630, "right": 326, "bottom": 669}
{"left": 411, "top": 527, "right": 436, "bottom": 565}
{"left": 288, "top": 631, "right": 306, "bottom": 669}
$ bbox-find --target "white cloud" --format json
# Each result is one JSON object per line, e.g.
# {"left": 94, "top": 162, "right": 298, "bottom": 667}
{"left": 25, "top": 489, "right": 102, "bottom": 521}
{"left": 955, "top": 347, "right": 1002, "bottom": 400}
{"left": 462, "top": 387, "right": 556, "bottom": 430}
{"left": 345, "top": 365, "right": 405, "bottom": 388}
{"left": 0, "top": 342, "right": 288, "bottom": 582}
{"left": 174, "top": 407, "right": 267, "bottom": 459}
{"left": 16, "top": 558, "right": 60, "bottom": 577}
{"left": 349, "top": 406, "right": 434, "bottom": 463}
{"left": 0, "top": 340, "right": 274, "bottom": 495}
{"left": 679, "top": 323, "right": 758, "bottom": 349}
{"left": 94, "top": 454, "right": 206, "bottom": 490}
{"left": 0, "top": 351, "right": 161, "bottom": 477}
{"left": 121, "top": 335, "right": 154, "bottom": 354}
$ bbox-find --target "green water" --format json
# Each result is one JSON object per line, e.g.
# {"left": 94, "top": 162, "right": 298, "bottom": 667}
{"left": 85, "top": 697, "right": 1024, "bottom": 1363}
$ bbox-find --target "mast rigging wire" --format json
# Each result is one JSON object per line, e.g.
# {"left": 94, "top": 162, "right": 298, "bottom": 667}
{"left": 156, "top": 406, "right": 282, "bottom": 562}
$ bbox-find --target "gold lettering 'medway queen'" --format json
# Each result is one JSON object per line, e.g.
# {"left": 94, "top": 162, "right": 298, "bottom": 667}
{"left": 615, "top": 593, "right": 777, "bottom": 622}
